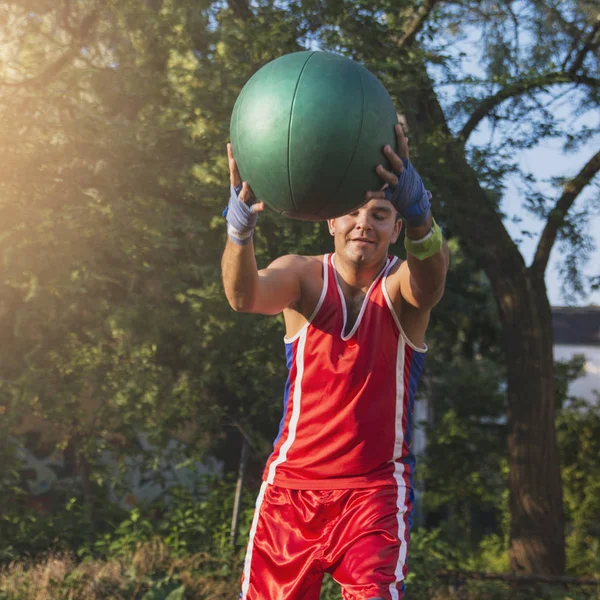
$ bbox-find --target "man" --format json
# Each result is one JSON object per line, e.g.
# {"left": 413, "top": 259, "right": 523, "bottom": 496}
{"left": 222, "top": 124, "right": 449, "bottom": 600}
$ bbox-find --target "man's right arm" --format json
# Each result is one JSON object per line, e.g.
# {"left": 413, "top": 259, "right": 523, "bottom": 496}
{"left": 221, "top": 142, "right": 302, "bottom": 315}
{"left": 221, "top": 240, "right": 302, "bottom": 315}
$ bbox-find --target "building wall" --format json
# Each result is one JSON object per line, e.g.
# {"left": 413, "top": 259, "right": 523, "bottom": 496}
{"left": 12, "top": 430, "right": 223, "bottom": 512}
{"left": 412, "top": 397, "right": 429, "bottom": 458}
{"left": 554, "top": 344, "right": 600, "bottom": 403}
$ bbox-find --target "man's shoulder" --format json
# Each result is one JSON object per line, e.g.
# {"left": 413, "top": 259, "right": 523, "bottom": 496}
{"left": 268, "top": 254, "right": 325, "bottom": 273}
{"left": 387, "top": 254, "right": 405, "bottom": 276}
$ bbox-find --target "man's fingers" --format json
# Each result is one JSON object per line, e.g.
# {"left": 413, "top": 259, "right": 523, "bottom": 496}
{"left": 382, "top": 143, "right": 404, "bottom": 175}
{"left": 226, "top": 143, "right": 263, "bottom": 213}
{"left": 396, "top": 124, "right": 409, "bottom": 159}
{"left": 228, "top": 151, "right": 261, "bottom": 210}
{"left": 227, "top": 143, "right": 242, "bottom": 187}
{"left": 239, "top": 181, "right": 256, "bottom": 204}
{"left": 377, "top": 123, "right": 409, "bottom": 178}
{"left": 376, "top": 164, "right": 399, "bottom": 186}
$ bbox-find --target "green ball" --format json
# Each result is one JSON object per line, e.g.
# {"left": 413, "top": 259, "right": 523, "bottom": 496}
{"left": 230, "top": 51, "right": 398, "bottom": 221}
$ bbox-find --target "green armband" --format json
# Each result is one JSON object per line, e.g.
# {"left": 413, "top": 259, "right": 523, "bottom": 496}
{"left": 404, "top": 218, "right": 443, "bottom": 261}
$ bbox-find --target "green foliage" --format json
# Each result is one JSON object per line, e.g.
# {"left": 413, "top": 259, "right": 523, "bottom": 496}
{"left": 0, "top": 0, "right": 337, "bottom": 484}
{"left": 0, "top": 488, "right": 124, "bottom": 562}
{"left": 0, "top": 474, "right": 254, "bottom": 567}
{"left": 141, "top": 585, "right": 186, "bottom": 600}
{"left": 420, "top": 355, "right": 507, "bottom": 542}
{"left": 421, "top": 350, "right": 600, "bottom": 575}
{"left": 91, "top": 477, "right": 254, "bottom": 563}
{"left": 555, "top": 356, "right": 587, "bottom": 409}
{"left": 557, "top": 396, "right": 600, "bottom": 577}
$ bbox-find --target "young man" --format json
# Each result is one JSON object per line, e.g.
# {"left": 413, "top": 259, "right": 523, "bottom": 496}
{"left": 222, "top": 124, "right": 449, "bottom": 600}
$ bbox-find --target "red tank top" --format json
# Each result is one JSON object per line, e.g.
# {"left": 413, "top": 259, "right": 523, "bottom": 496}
{"left": 263, "top": 253, "right": 427, "bottom": 490}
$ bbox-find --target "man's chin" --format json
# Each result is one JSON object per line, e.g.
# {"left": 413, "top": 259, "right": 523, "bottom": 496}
{"left": 344, "top": 246, "right": 375, "bottom": 264}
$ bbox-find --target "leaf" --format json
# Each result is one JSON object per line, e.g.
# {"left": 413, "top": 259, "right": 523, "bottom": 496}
{"left": 165, "top": 586, "right": 186, "bottom": 600}
{"left": 141, "top": 584, "right": 185, "bottom": 600}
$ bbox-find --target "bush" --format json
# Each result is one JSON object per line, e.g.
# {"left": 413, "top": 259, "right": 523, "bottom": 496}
{"left": 89, "top": 477, "right": 254, "bottom": 563}
{"left": 0, "top": 490, "right": 123, "bottom": 563}
{"left": 557, "top": 397, "right": 600, "bottom": 577}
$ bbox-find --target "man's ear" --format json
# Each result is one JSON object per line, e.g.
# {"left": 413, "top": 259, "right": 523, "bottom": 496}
{"left": 391, "top": 218, "right": 402, "bottom": 244}
{"left": 327, "top": 219, "right": 336, "bottom": 236}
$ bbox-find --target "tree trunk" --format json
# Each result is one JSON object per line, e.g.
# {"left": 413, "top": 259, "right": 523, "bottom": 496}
{"left": 394, "top": 65, "right": 566, "bottom": 574}
{"left": 78, "top": 450, "right": 95, "bottom": 528}
{"left": 71, "top": 435, "right": 95, "bottom": 530}
{"left": 230, "top": 436, "right": 249, "bottom": 546}
{"left": 499, "top": 273, "right": 565, "bottom": 575}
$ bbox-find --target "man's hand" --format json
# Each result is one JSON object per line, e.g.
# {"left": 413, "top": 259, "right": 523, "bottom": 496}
{"left": 225, "top": 143, "right": 264, "bottom": 245}
{"left": 366, "top": 125, "right": 431, "bottom": 228}
{"left": 227, "top": 143, "right": 264, "bottom": 210}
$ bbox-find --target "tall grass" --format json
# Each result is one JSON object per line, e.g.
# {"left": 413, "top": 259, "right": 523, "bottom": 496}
{"left": 1, "top": 546, "right": 597, "bottom": 600}
{"left": 0, "top": 539, "right": 237, "bottom": 600}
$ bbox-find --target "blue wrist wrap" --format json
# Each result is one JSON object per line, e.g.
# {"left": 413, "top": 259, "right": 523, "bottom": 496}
{"left": 383, "top": 157, "right": 431, "bottom": 227}
{"left": 223, "top": 184, "right": 258, "bottom": 245}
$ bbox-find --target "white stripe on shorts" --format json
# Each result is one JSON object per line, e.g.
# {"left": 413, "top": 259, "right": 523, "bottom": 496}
{"left": 240, "top": 481, "right": 268, "bottom": 600}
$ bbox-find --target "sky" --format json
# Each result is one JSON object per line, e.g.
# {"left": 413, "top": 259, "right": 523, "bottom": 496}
{"left": 499, "top": 136, "right": 600, "bottom": 308}
{"left": 308, "top": 33, "right": 600, "bottom": 307}
{"left": 441, "top": 25, "right": 600, "bottom": 309}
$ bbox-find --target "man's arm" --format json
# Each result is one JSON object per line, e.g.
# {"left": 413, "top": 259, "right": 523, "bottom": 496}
{"left": 222, "top": 241, "right": 302, "bottom": 314}
{"left": 221, "top": 142, "right": 301, "bottom": 315}
{"left": 399, "top": 210, "right": 450, "bottom": 310}
{"left": 373, "top": 124, "right": 450, "bottom": 310}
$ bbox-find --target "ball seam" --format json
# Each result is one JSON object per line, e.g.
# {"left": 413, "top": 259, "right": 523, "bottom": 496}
{"left": 287, "top": 51, "right": 318, "bottom": 213}
{"left": 325, "top": 60, "right": 366, "bottom": 218}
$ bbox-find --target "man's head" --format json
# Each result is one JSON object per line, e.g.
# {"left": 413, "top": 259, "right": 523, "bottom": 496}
{"left": 327, "top": 198, "right": 402, "bottom": 267}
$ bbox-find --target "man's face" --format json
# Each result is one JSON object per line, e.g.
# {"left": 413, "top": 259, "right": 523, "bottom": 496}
{"left": 327, "top": 199, "right": 402, "bottom": 266}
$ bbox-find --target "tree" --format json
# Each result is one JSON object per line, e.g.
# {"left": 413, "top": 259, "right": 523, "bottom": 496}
{"left": 0, "top": 0, "right": 329, "bottom": 516}
{"left": 291, "top": 0, "right": 599, "bottom": 575}
{"left": 0, "top": 0, "right": 220, "bottom": 521}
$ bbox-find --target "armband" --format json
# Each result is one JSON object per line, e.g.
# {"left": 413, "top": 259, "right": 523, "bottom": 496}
{"left": 404, "top": 219, "right": 443, "bottom": 261}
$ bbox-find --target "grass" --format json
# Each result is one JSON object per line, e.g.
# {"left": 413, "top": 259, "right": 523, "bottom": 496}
{"left": 0, "top": 539, "right": 237, "bottom": 600}
{"left": 1, "top": 543, "right": 598, "bottom": 600}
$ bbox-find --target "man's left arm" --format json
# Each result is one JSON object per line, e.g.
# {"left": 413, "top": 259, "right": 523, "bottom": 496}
{"left": 399, "top": 210, "right": 449, "bottom": 310}
{"left": 372, "top": 123, "right": 450, "bottom": 309}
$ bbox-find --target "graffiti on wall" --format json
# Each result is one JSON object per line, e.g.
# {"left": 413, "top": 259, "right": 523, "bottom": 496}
{"left": 13, "top": 430, "right": 222, "bottom": 512}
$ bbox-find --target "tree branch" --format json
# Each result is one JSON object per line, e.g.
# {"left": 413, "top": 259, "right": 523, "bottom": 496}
{"left": 0, "top": 49, "right": 79, "bottom": 88}
{"left": 534, "top": 0, "right": 579, "bottom": 39}
{"left": 391, "top": 0, "right": 442, "bottom": 49}
{"left": 530, "top": 148, "right": 600, "bottom": 277}
{"left": 438, "top": 569, "right": 600, "bottom": 586}
{"left": 61, "top": 0, "right": 76, "bottom": 35}
{"left": 459, "top": 72, "right": 600, "bottom": 143}
{"left": 567, "top": 19, "right": 600, "bottom": 75}
{"left": 0, "top": 11, "right": 99, "bottom": 88}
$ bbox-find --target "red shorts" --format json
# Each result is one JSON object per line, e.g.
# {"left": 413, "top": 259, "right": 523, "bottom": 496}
{"left": 240, "top": 483, "right": 413, "bottom": 600}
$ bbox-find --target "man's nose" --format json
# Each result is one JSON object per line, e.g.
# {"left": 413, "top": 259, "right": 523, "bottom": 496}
{"left": 355, "top": 211, "right": 372, "bottom": 229}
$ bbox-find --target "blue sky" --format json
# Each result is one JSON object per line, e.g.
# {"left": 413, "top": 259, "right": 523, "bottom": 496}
{"left": 312, "top": 38, "right": 600, "bottom": 307}
{"left": 438, "top": 25, "right": 600, "bottom": 308}
{"left": 500, "top": 138, "right": 600, "bottom": 307}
